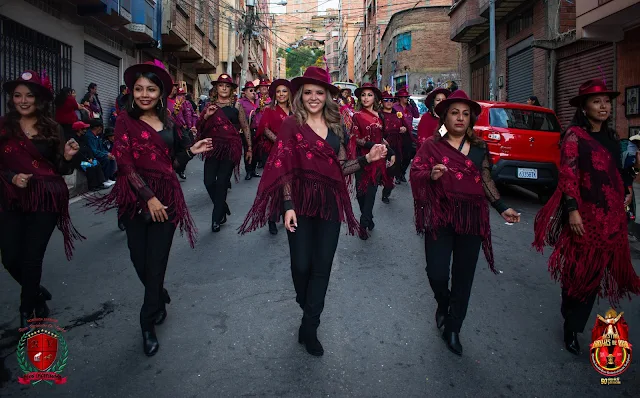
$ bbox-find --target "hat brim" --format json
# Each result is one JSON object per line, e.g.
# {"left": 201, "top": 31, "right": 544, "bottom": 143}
{"left": 425, "top": 88, "right": 451, "bottom": 107}
{"left": 291, "top": 77, "right": 339, "bottom": 96}
{"left": 124, "top": 64, "right": 174, "bottom": 98}
{"left": 355, "top": 86, "right": 382, "bottom": 100}
{"left": 2, "top": 81, "right": 53, "bottom": 100}
{"left": 569, "top": 91, "right": 620, "bottom": 107}
{"left": 269, "top": 79, "right": 292, "bottom": 99}
{"left": 435, "top": 97, "right": 482, "bottom": 118}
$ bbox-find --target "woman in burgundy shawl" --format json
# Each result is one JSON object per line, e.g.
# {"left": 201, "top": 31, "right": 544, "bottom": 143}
{"left": 239, "top": 67, "right": 387, "bottom": 357}
{"left": 0, "top": 70, "right": 82, "bottom": 330}
{"left": 256, "top": 78, "right": 292, "bottom": 235}
{"left": 533, "top": 79, "right": 640, "bottom": 356}
{"left": 348, "top": 83, "right": 395, "bottom": 239}
{"left": 380, "top": 90, "right": 406, "bottom": 203}
{"left": 88, "top": 60, "right": 212, "bottom": 356}
{"left": 416, "top": 88, "right": 450, "bottom": 152}
{"left": 196, "top": 74, "right": 252, "bottom": 233}
{"left": 410, "top": 90, "right": 520, "bottom": 356}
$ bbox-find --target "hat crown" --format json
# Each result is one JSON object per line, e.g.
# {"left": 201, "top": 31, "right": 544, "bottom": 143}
{"left": 578, "top": 79, "right": 610, "bottom": 96}
{"left": 301, "top": 67, "right": 332, "bottom": 85}
{"left": 446, "top": 90, "right": 472, "bottom": 102}
{"left": 381, "top": 91, "right": 393, "bottom": 98}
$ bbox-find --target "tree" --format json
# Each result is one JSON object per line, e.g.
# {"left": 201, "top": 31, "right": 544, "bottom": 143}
{"left": 278, "top": 46, "right": 324, "bottom": 78}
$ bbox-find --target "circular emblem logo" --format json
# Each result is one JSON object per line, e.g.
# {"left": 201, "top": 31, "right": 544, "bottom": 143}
{"left": 590, "top": 309, "right": 633, "bottom": 378}
{"left": 21, "top": 72, "right": 33, "bottom": 80}
{"left": 221, "top": 74, "right": 228, "bottom": 79}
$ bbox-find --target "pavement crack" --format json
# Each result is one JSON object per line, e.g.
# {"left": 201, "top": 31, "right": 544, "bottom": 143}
{"left": 62, "top": 302, "right": 115, "bottom": 331}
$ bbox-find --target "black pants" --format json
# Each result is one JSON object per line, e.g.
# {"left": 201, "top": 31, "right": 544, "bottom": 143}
{"left": 400, "top": 135, "right": 415, "bottom": 178}
{"left": 175, "top": 129, "right": 193, "bottom": 174}
{"left": 287, "top": 216, "right": 341, "bottom": 328}
{"left": 425, "top": 226, "right": 482, "bottom": 333}
{"left": 0, "top": 211, "right": 58, "bottom": 313}
{"left": 204, "top": 157, "right": 235, "bottom": 223}
{"left": 561, "top": 289, "right": 598, "bottom": 333}
{"left": 355, "top": 170, "right": 378, "bottom": 227}
{"left": 242, "top": 130, "right": 258, "bottom": 174}
{"left": 80, "top": 165, "right": 106, "bottom": 189}
{"left": 123, "top": 214, "right": 176, "bottom": 330}
{"left": 382, "top": 161, "right": 401, "bottom": 198}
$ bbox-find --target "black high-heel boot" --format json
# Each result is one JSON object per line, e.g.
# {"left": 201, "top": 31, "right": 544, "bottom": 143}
{"left": 39, "top": 286, "right": 52, "bottom": 301}
{"left": 442, "top": 330, "right": 463, "bottom": 356}
{"left": 154, "top": 309, "right": 167, "bottom": 325}
{"left": 20, "top": 310, "right": 34, "bottom": 330}
{"left": 435, "top": 306, "right": 447, "bottom": 329}
{"left": 300, "top": 324, "right": 324, "bottom": 356}
{"left": 142, "top": 328, "right": 159, "bottom": 356}
{"left": 225, "top": 203, "right": 231, "bottom": 216}
{"left": 564, "top": 328, "right": 580, "bottom": 355}
{"left": 268, "top": 221, "right": 278, "bottom": 235}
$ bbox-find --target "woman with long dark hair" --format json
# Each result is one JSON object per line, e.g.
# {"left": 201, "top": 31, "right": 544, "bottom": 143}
{"left": 256, "top": 79, "right": 292, "bottom": 234}
{"left": 196, "top": 74, "right": 252, "bottom": 233}
{"left": 534, "top": 79, "right": 640, "bottom": 355}
{"left": 416, "top": 88, "right": 450, "bottom": 153}
{"left": 240, "top": 67, "right": 386, "bottom": 356}
{"left": 89, "top": 60, "right": 212, "bottom": 356}
{"left": 411, "top": 90, "right": 520, "bottom": 356}
{"left": 349, "top": 83, "right": 394, "bottom": 239}
{"left": 0, "top": 70, "right": 83, "bottom": 329}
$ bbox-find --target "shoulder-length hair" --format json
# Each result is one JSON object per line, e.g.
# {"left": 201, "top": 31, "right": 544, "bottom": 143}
{"left": 209, "top": 83, "right": 238, "bottom": 108}
{"left": 292, "top": 85, "right": 344, "bottom": 143}
{"left": 270, "top": 85, "right": 292, "bottom": 110}
{"left": 1, "top": 83, "right": 61, "bottom": 150}
{"left": 125, "top": 71, "right": 172, "bottom": 128}
{"left": 355, "top": 89, "right": 381, "bottom": 112}
{"left": 434, "top": 102, "right": 485, "bottom": 148}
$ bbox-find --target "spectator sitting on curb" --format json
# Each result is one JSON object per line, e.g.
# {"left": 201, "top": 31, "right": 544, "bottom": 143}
{"left": 71, "top": 121, "right": 111, "bottom": 191}
{"left": 103, "top": 127, "right": 115, "bottom": 152}
{"left": 86, "top": 120, "right": 117, "bottom": 184}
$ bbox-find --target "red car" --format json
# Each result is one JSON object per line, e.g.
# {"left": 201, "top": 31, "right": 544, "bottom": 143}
{"left": 474, "top": 101, "right": 562, "bottom": 202}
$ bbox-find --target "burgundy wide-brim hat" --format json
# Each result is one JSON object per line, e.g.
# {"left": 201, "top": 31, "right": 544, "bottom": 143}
{"left": 291, "top": 67, "right": 339, "bottom": 96}
{"left": 258, "top": 79, "right": 272, "bottom": 87}
{"left": 269, "top": 79, "right": 291, "bottom": 100}
{"left": 355, "top": 83, "right": 382, "bottom": 100}
{"left": 425, "top": 88, "right": 451, "bottom": 107}
{"left": 242, "top": 81, "right": 256, "bottom": 91}
{"left": 395, "top": 88, "right": 410, "bottom": 97}
{"left": 214, "top": 74, "right": 238, "bottom": 89}
{"left": 124, "top": 60, "right": 174, "bottom": 98}
{"left": 569, "top": 79, "right": 620, "bottom": 107}
{"left": 3, "top": 70, "right": 54, "bottom": 100}
{"left": 434, "top": 90, "right": 482, "bottom": 117}
{"left": 381, "top": 91, "right": 394, "bottom": 99}
{"left": 177, "top": 87, "right": 186, "bottom": 95}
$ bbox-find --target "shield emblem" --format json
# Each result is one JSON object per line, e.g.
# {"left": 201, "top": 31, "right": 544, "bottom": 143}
{"left": 27, "top": 331, "right": 58, "bottom": 371}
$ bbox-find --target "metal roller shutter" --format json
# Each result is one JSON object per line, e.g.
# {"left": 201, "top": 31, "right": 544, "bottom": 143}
{"left": 555, "top": 45, "right": 614, "bottom": 130}
{"left": 507, "top": 47, "right": 534, "bottom": 104}
{"left": 84, "top": 52, "right": 119, "bottom": 126}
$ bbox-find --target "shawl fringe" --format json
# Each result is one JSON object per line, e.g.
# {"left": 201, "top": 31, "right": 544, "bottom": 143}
{"left": 197, "top": 135, "right": 243, "bottom": 181}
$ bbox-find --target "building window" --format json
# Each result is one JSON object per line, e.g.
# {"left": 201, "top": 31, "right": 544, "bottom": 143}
{"left": 195, "top": 0, "right": 204, "bottom": 29}
{"left": 507, "top": 8, "right": 533, "bottom": 38}
{"left": 333, "top": 42, "right": 338, "bottom": 51}
{"left": 396, "top": 32, "right": 411, "bottom": 52}
{"left": 208, "top": 12, "right": 215, "bottom": 40}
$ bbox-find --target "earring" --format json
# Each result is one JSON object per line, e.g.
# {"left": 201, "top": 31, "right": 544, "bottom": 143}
{"left": 130, "top": 101, "right": 137, "bottom": 110}
{"left": 157, "top": 98, "right": 164, "bottom": 109}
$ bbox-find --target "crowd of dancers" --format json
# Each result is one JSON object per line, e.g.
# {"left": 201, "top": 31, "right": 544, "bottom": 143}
{"left": 1, "top": 60, "right": 639, "bottom": 362}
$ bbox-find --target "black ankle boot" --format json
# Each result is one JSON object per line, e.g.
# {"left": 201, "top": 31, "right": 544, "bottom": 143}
{"left": 245, "top": 173, "right": 252, "bottom": 180}
{"left": 142, "top": 329, "right": 159, "bottom": 356}
{"left": 381, "top": 196, "right": 390, "bottom": 204}
{"left": 162, "top": 288, "right": 171, "bottom": 304}
{"left": 20, "top": 310, "right": 34, "bottom": 330}
{"left": 299, "top": 324, "right": 324, "bottom": 356}
{"left": 153, "top": 309, "right": 167, "bottom": 325}
{"left": 39, "top": 286, "right": 52, "bottom": 301}
{"left": 442, "top": 330, "right": 463, "bottom": 356}
{"left": 268, "top": 221, "right": 278, "bottom": 235}
{"left": 435, "top": 305, "right": 447, "bottom": 329}
{"left": 564, "top": 329, "right": 580, "bottom": 355}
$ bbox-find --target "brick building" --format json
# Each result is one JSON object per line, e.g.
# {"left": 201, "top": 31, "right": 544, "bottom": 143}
{"left": 324, "top": 15, "right": 340, "bottom": 82}
{"left": 338, "top": 0, "right": 362, "bottom": 82}
{"left": 380, "top": 6, "right": 461, "bottom": 94}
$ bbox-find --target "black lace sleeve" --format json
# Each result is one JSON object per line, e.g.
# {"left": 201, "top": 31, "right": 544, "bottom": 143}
{"left": 173, "top": 127, "right": 194, "bottom": 171}
{"left": 481, "top": 148, "right": 508, "bottom": 214}
{"left": 339, "top": 142, "right": 367, "bottom": 176}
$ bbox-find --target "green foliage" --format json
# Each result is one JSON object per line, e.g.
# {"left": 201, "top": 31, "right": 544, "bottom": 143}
{"left": 281, "top": 46, "right": 325, "bottom": 78}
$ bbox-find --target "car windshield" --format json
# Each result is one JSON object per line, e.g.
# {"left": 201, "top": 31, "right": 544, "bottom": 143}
{"left": 489, "top": 108, "right": 561, "bottom": 132}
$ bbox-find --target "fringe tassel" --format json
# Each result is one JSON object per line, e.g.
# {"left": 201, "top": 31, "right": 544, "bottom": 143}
{"left": 197, "top": 136, "right": 243, "bottom": 182}
{"left": 532, "top": 188, "right": 565, "bottom": 251}
{"left": 238, "top": 171, "right": 363, "bottom": 236}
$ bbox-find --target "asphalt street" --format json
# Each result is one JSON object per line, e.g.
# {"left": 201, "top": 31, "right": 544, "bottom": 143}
{"left": 1, "top": 159, "right": 639, "bottom": 397}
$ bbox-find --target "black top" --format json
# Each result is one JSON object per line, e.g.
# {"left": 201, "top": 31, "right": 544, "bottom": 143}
{"left": 468, "top": 144, "right": 509, "bottom": 214}
{"left": 221, "top": 105, "right": 240, "bottom": 129}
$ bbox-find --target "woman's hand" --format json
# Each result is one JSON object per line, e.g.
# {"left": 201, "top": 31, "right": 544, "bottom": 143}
{"left": 190, "top": 138, "right": 213, "bottom": 155}
{"left": 203, "top": 104, "right": 216, "bottom": 120}
{"left": 64, "top": 138, "right": 80, "bottom": 160}
{"left": 430, "top": 164, "right": 447, "bottom": 180}
{"left": 284, "top": 210, "right": 297, "bottom": 232}
{"left": 366, "top": 144, "right": 387, "bottom": 163}
{"left": 569, "top": 210, "right": 585, "bottom": 236}
{"left": 624, "top": 193, "right": 632, "bottom": 207}
{"left": 387, "top": 155, "right": 396, "bottom": 168}
{"left": 501, "top": 208, "right": 521, "bottom": 223}
{"left": 147, "top": 197, "right": 168, "bottom": 222}
{"left": 12, "top": 173, "right": 33, "bottom": 189}
{"left": 245, "top": 149, "right": 253, "bottom": 164}
{"left": 399, "top": 126, "right": 407, "bottom": 133}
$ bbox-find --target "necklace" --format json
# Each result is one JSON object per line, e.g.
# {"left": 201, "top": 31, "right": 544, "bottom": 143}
{"left": 23, "top": 129, "right": 36, "bottom": 138}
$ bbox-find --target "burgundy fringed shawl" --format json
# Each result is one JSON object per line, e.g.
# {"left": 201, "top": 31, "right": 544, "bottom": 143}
{"left": 239, "top": 116, "right": 363, "bottom": 236}
{"left": 87, "top": 113, "right": 197, "bottom": 247}
{"left": 0, "top": 125, "right": 84, "bottom": 260}
{"left": 195, "top": 104, "right": 243, "bottom": 180}
{"left": 417, "top": 113, "right": 440, "bottom": 151}
{"left": 256, "top": 105, "right": 288, "bottom": 159}
{"left": 381, "top": 110, "right": 413, "bottom": 163}
{"left": 410, "top": 137, "right": 495, "bottom": 273}
{"left": 533, "top": 126, "right": 640, "bottom": 305}
{"left": 348, "top": 109, "right": 393, "bottom": 194}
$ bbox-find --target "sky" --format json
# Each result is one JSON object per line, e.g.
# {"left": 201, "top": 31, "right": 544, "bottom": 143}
{"left": 270, "top": 0, "right": 339, "bottom": 14}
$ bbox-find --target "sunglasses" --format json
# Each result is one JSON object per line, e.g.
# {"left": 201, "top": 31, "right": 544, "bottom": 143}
{"left": 246, "top": 89, "right": 255, "bottom": 93}
{"left": 383, "top": 99, "right": 396, "bottom": 102}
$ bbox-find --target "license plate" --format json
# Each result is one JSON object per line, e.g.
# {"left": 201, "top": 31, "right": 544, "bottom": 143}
{"left": 517, "top": 168, "right": 538, "bottom": 179}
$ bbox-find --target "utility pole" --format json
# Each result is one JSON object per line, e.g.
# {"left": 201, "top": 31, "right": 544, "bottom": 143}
{"left": 240, "top": 1, "right": 255, "bottom": 90}
{"left": 489, "top": 0, "right": 496, "bottom": 101}
{"left": 227, "top": 15, "right": 233, "bottom": 76}
{"left": 376, "top": 25, "right": 381, "bottom": 89}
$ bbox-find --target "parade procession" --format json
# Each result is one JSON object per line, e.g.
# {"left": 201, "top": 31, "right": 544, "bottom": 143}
{"left": 1, "top": 0, "right": 640, "bottom": 396}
